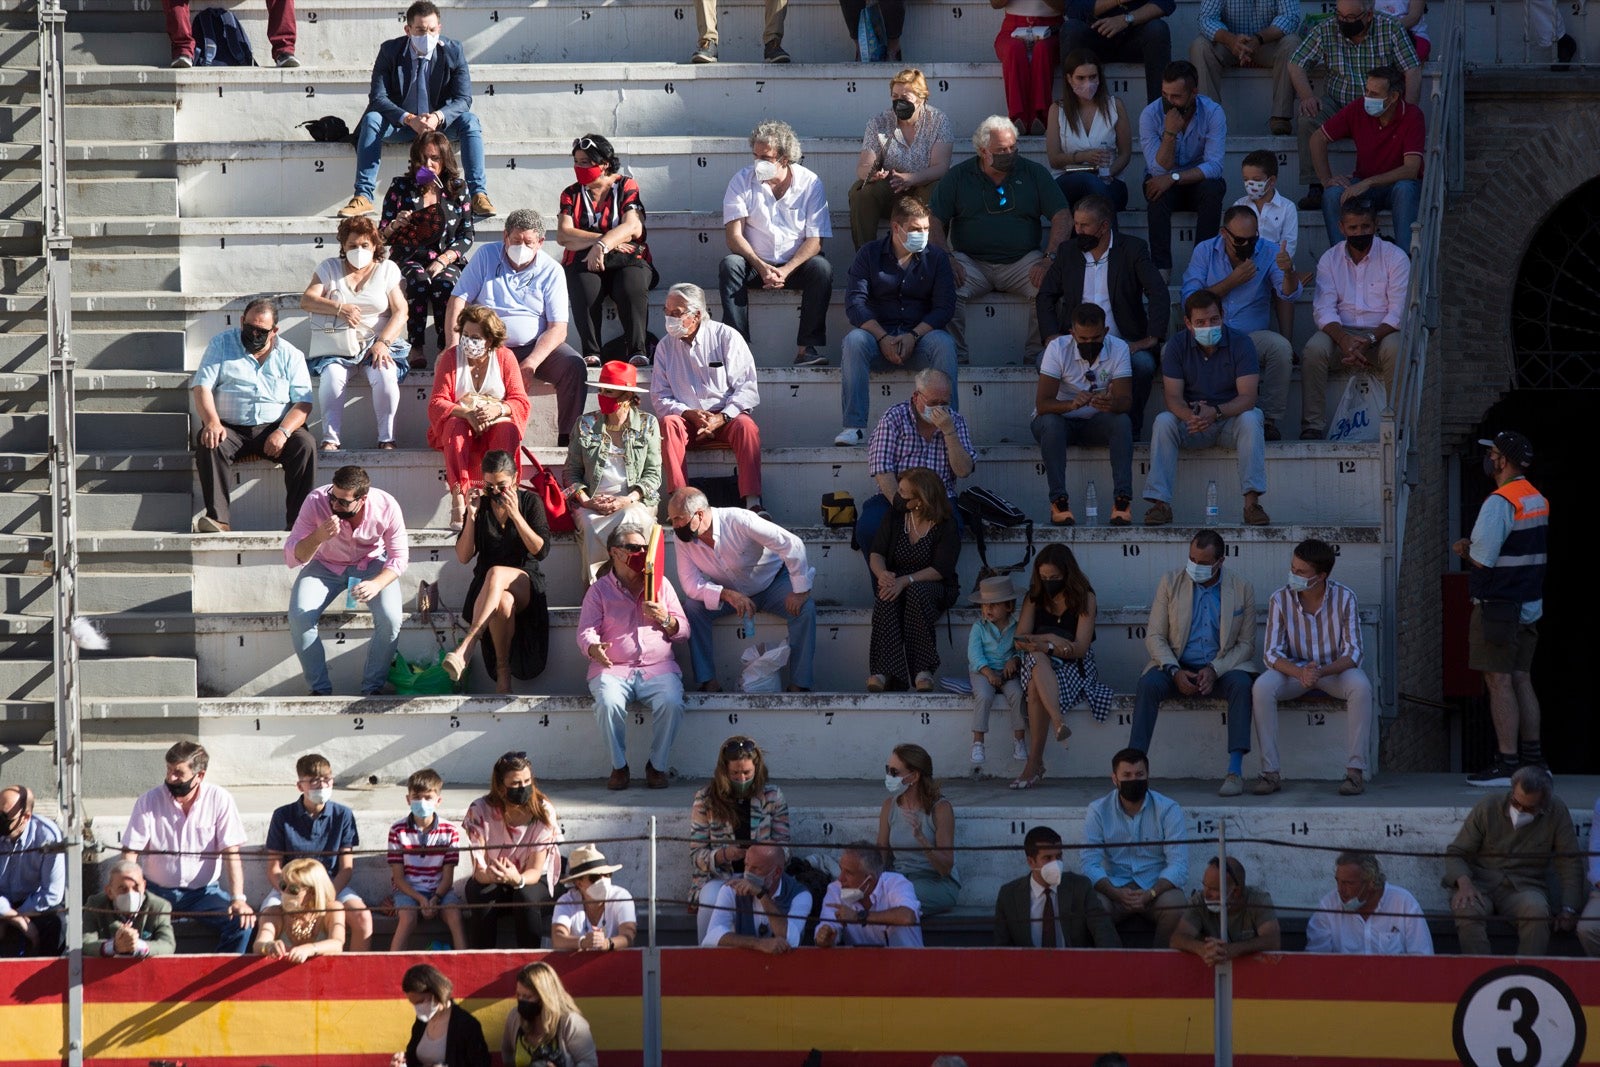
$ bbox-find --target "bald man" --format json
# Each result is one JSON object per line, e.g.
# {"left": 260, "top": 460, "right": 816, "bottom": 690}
{"left": 0, "top": 786, "right": 66, "bottom": 956}
{"left": 701, "top": 843, "right": 813, "bottom": 952}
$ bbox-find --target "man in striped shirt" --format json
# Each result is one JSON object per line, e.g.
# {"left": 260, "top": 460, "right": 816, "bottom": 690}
{"left": 1250, "top": 538, "right": 1373, "bottom": 795}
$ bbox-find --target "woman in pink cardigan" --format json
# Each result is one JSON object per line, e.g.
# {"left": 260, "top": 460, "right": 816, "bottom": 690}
{"left": 427, "top": 304, "right": 531, "bottom": 531}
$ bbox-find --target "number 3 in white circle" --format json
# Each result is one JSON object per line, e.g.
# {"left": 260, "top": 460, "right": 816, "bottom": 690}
{"left": 1452, "top": 964, "right": 1585, "bottom": 1067}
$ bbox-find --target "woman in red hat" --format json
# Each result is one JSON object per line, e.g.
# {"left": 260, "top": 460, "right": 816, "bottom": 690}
{"left": 428, "top": 304, "right": 532, "bottom": 531}
{"left": 564, "top": 360, "right": 662, "bottom": 581}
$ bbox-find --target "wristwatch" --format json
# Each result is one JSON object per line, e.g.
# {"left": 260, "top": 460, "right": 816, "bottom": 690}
{"left": 1124, "top": 11, "right": 1135, "bottom": 23}
{"left": 1164, "top": 663, "right": 1180, "bottom": 678}
{"left": 1169, "top": 171, "right": 1183, "bottom": 184}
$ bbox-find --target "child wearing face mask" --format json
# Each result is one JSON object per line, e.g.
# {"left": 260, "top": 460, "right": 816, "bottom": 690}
{"left": 549, "top": 845, "right": 638, "bottom": 952}
{"left": 966, "top": 575, "right": 1027, "bottom": 769}
{"left": 386, "top": 768, "right": 468, "bottom": 952}
{"left": 262, "top": 752, "right": 372, "bottom": 951}
{"left": 1234, "top": 150, "right": 1302, "bottom": 341}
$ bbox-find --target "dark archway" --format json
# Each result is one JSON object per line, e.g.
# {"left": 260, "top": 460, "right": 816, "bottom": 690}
{"left": 1510, "top": 173, "right": 1600, "bottom": 390}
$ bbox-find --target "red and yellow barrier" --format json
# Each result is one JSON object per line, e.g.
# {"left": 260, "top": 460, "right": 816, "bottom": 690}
{"left": 4, "top": 949, "right": 1599, "bottom": 1065}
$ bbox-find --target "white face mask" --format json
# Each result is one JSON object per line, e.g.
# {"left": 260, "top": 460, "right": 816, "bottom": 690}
{"left": 414, "top": 1000, "right": 440, "bottom": 1023}
{"left": 1286, "top": 572, "right": 1317, "bottom": 593}
{"left": 664, "top": 314, "right": 690, "bottom": 339}
{"left": 460, "top": 336, "right": 487, "bottom": 359}
{"left": 1186, "top": 560, "right": 1217, "bottom": 584}
{"left": 344, "top": 246, "right": 374, "bottom": 269}
{"left": 1037, "top": 860, "right": 1063, "bottom": 888}
{"left": 307, "top": 786, "right": 333, "bottom": 806}
{"left": 410, "top": 31, "right": 439, "bottom": 56}
{"left": 1205, "top": 898, "right": 1224, "bottom": 914}
{"left": 884, "top": 773, "right": 908, "bottom": 796}
{"left": 753, "top": 159, "right": 781, "bottom": 183}
{"left": 1341, "top": 894, "right": 1366, "bottom": 912}
{"left": 114, "top": 890, "right": 143, "bottom": 915}
{"left": 1509, "top": 805, "right": 1535, "bottom": 830}
{"left": 1243, "top": 178, "right": 1270, "bottom": 200}
{"left": 584, "top": 877, "right": 610, "bottom": 902}
{"left": 838, "top": 886, "right": 865, "bottom": 906}
{"left": 505, "top": 241, "right": 537, "bottom": 267}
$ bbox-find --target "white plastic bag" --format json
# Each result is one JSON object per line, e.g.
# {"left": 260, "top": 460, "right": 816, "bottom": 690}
{"left": 739, "top": 641, "right": 790, "bottom": 693}
{"left": 1326, "top": 372, "right": 1385, "bottom": 443}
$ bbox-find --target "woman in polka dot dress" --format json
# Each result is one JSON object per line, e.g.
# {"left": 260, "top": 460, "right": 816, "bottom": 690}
{"left": 381, "top": 131, "right": 477, "bottom": 371}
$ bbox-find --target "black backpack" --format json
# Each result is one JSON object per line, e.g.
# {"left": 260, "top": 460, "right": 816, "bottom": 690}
{"left": 956, "top": 486, "right": 1034, "bottom": 588}
{"left": 192, "top": 7, "right": 254, "bottom": 67}
{"left": 299, "top": 116, "right": 352, "bottom": 143}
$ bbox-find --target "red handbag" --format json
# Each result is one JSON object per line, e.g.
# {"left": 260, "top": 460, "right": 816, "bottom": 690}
{"left": 519, "top": 445, "right": 576, "bottom": 534}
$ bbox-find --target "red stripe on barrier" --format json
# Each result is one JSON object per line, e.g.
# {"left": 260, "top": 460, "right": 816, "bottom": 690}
{"left": 1233, "top": 952, "right": 1600, "bottom": 1002}
{"left": 2, "top": 958, "right": 65, "bottom": 1006}
{"left": 83, "top": 1057, "right": 649, "bottom": 1067}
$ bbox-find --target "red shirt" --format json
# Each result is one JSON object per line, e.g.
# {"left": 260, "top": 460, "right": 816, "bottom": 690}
{"left": 1320, "top": 98, "right": 1425, "bottom": 182}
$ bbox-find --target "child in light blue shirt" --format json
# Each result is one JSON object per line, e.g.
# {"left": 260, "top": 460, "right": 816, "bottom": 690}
{"left": 967, "top": 575, "right": 1025, "bottom": 768}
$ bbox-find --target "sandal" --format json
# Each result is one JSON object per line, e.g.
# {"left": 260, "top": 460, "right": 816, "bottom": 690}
{"left": 866, "top": 674, "right": 888, "bottom": 693}
{"left": 442, "top": 651, "right": 467, "bottom": 682}
{"left": 377, "top": 440, "right": 397, "bottom": 450}
{"left": 320, "top": 441, "right": 340, "bottom": 452}
{"left": 1009, "top": 770, "right": 1044, "bottom": 790}
{"left": 1055, "top": 720, "right": 1072, "bottom": 743}
{"left": 448, "top": 495, "right": 466, "bottom": 533}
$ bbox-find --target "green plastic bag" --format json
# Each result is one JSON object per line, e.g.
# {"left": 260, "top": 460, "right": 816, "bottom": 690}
{"left": 388, "top": 648, "right": 462, "bottom": 696}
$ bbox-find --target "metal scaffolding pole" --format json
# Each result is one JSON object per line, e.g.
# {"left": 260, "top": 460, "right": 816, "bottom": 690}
{"left": 40, "top": 0, "right": 84, "bottom": 1062}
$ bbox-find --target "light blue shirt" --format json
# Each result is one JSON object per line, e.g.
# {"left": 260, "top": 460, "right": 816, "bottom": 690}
{"left": 968, "top": 616, "right": 1019, "bottom": 673}
{"left": 1470, "top": 494, "right": 1543, "bottom": 623}
{"left": 454, "top": 243, "right": 570, "bottom": 348}
{"left": 1140, "top": 94, "right": 1228, "bottom": 180}
{"left": 1179, "top": 580, "right": 1222, "bottom": 667}
{"left": 189, "top": 330, "right": 313, "bottom": 427}
{"left": 1180, "top": 235, "right": 1289, "bottom": 335}
{"left": 1081, "top": 788, "right": 1189, "bottom": 890}
{"left": 0, "top": 813, "right": 66, "bottom": 914}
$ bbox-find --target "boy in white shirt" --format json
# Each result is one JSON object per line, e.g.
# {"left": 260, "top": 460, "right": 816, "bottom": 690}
{"left": 1236, "top": 150, "right": 1300, "bottom": 343}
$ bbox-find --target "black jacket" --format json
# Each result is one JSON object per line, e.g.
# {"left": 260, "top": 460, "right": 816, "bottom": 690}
{"left": 993, "top": 871, "right": 1121, "bottom": 948}
{"left": 406, "top": 1002, "right": 491, "bottom": 1067}
{"left": 366, "top": 35, "right": 473, "bottom": 127}
{"left": 1036, "top": 232, "right": 1169, "bottom": 344}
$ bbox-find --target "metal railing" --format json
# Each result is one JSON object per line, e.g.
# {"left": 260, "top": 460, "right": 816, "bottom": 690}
{"left": 1379, "top": 0, "right": 1465, "bottom": 718}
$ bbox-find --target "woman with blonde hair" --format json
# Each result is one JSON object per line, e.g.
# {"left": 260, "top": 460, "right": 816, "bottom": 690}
{"left": 461, "top": 750, "right": 563, "bottom": 950}
{"left": 500, "top": 961, "right": 598, "bottom": 1067}
{"left": 848, "top": 68, "right": 954, "bottom": 248}
{"left": 877, "top": 742, "right": 960, "bottom": 915}
{"left": 686, "top": 735, "right": 790, "bottom": 943}
{"left": 252, "top": 857, "right": 345, "bottom": 962}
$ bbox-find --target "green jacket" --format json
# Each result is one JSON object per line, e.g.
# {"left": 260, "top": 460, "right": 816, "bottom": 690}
{"left": 1443, "top": 791, "right": 1584, "bottom": 908}
{"left": 563, "top": 407, "right": 662, "bottom": 508}
{"left": 83, "top": 890, "right": 176, "bottom": 957}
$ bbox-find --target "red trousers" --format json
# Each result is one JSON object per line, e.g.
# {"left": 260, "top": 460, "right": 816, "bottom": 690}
{"left": 995, "top": 14, "right": 1062, "bottom": 130}
{"left": 164, "top": 0, "right": 297, "bottom": 60}
{"left": 438, "top": 419, "right": 522, "bottom": 494}
{"left": 660, "top": 414, "right": 762, "bottom": 499}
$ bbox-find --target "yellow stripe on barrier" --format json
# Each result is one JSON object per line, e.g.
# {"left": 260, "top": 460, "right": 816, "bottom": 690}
{"left": 11, "top": 1004, "right": 66, "bottom": 1061}
{"left": 1234, "top": 1000, "right": 1457, "bottom": 1058}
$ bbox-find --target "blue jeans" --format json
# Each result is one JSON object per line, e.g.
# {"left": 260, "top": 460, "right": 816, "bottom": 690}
{"left": 146, "top": 880, "right": 254, "bottom": 954}
{"left": 1322, "top": 179, "right": 1420, "bottom": 249}
{"left": 353, "top": 110, "right": 487, "bottom": 200}
{"left": 288, "top": 558, "right": 404, "bottom": 696}
{"left": 1128, "top": 349, "right": 1157, "bottom": 441}
{"left": 1030, "top": 409, "right": 1133, "bottom": 502}
{"left": 1129, "top": 666, "right": 1254, "bottom": 759}
{"left": 1055, "top": 170, "right": 1130, "bottom": 232}
{"left": 590, "top": 670, "right": 685, "bottom": 771}
{"left": 839, "top": 327, "right": 959, "bottom": 429}
{"left": 683, "top": 567, "right": 817, "bottom": 689}
{"left": 1143, "top": 409, "right": 1267, "bottom": 505}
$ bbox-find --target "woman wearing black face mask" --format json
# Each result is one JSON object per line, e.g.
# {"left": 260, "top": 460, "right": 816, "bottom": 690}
{"left": 848, "top": 69, "right": 954, "bottom": 247}
{"left": 461, "top": 751, "right": 563, "bottom": 950}
{"left": 1010, "top": 543, "right": 1115, "bottom": 789}
{"left": 687, "top": 735, "right": 790, "bottom": 944}
{"left": 500, "top": 962, "right": 597, "bottom": 1067}
{"left": 380, "top": 131, "right": 475, "bottom": 371}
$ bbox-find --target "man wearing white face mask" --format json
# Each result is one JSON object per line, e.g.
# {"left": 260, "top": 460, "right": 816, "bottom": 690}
{"left": 1172, "top": 856, "right": 1280, "bottom": 964}
{"left": 342, "top": 0, "right": 495, "bottom": 220}
{"left": 994, "top": 826, "right": 1119, "bottom": 947}
{"left": 262, "top": 753, "right": 371, "bottom": 951}
{"left": 1445, "top": 764, "right": 1583, "bottom": 957}
{"left": 83, "top": 860, "right": 175, "bottom": 958}
{"left": 550, "top": 844, "right": 639, "bottom": 952}
{"left": 702, "top": 843, "right": 812, "bottom": 952}
{"left": 1251, "top": 538, "right": 1373, "bottom": 797}
{"left": 1304, "top": 851, "right": 1432, "bottom": 955}
{"left": 814, "top": 842, "right": 924, "bottom": 948}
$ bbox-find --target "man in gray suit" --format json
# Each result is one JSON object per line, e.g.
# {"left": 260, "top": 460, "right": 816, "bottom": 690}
{"left": 994, "top": 826, "right": 1119, "bottom": 948}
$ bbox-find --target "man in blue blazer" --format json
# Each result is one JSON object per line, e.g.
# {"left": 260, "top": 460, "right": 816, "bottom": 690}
{"left": 340, "top": 0, "right": 495, "bottom": 219}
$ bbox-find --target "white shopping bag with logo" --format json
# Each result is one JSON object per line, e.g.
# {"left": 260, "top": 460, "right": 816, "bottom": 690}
{"left": 1327, "top": 372, "right": 1385, "bottom": 443}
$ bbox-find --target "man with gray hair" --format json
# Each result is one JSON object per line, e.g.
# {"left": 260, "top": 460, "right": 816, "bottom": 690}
{"left": 83, "top": 859, "right": 176, "bottom": 958}
{"left": 1305, "top": 851, "right": 1431, "bottom": 954}
{"left": 445, "top": 208, "right": 587, "bottom": 443}
{"left": 701, "top": 843, "right": 812, "bottom": 952}
{"left": 653, "top": 284, "right": 767, "bottom": 514}
{"left": 929, "top": 116, "right": 1070, "bottom": 363}
{"left": 721, "top": 121, "right": 833, "bottom": 366}
{"left": 815, "top": 842, "right": 924, "bottom": 948}
{"left": 667, "top": 486, "right": 815, "bottom": 692}
{"left": 1445, "top": 764, "right": 1583, "bottom": 956}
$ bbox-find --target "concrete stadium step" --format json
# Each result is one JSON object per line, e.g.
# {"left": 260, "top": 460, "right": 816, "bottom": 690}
{"left": 0, "top": 329, "right": 186, "bottom": 373}
{"left": 0, "top": 175, "right": 176, "bottom": 219}
{"left": 2, "top": 248, "right": 177, "bottom": 292}
{"left": 0, "top": 101, "right": 176, "bottom": 142}
{"left": 180, "top": 602, "right": 1379, "bottom": 698}
{"left": 0, "top": 655, "right": 197, "bottom": 701}
{"left": 0, "top": 490, "right": 193, "bottom": 535}
{"left": 185, "top": 521, "right": 1381, "bottom": 614}
{"left": 60, "top": 774, "right": 1524, "bottom": 930}
{"left": 0, "top": 411, "right": 189, "bottom": 452}
{"left": 0, "top": 370, "right": 194, "bottom": 413}
{"left": 0, "top": 450, "right": 198, "bottom": 497}
{"left": 0, "top": 569, "right": 193, "bottom": 614}
{"left": 0, "top": 609, "right": 198, "bottom": 660}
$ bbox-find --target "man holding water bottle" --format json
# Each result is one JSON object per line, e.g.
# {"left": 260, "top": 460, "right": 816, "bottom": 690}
{"left": 666, "top": 486, "right": 817, "bottom": 693}
{"left": 285, "top": 465, "right": 411, "bottom": 696}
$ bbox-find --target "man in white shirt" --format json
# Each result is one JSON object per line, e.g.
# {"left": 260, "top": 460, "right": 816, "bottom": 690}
{"left": 652, "top": 282, "right": 767, "bottom": 514}
{"left": 814, "top": 842, "right": 924, "bottom": 948}
{"left": 1031, "top": 302, "right": 1135, "bottom": 527}
{"left": 668, "top": 486, "right": 816, "bottom": 693}
{"left": 701, "top": 844, "right": 813, "bottom": 953}
{"left": 1304, "top": 851, "right": 1433, "bottom": 955}
{"left": 1300, "top": 197, "right": 1409, "bottom": 439}
{"left": 720, "top": 119, "right": 833, "bottom": 366}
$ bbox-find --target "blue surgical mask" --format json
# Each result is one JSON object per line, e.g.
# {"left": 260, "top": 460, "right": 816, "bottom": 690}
{"left": 1363, "top": 95, "right": 1387, "bottom": 116}
{"left": 1341, "top": 895, "right": 1365, "bottom": 912}
{"left": 1186, "top": 560, "right": 1217, "bottom": 584}
{"left": 1192, "top": 325, "right": 1223, "bottom": 347}
{"left": 409, "top": 798, "right": 436, "bottom": 820}
{"left": 1287, "top": 572, "right": 1314, "bottom": 592}
{"left": 902, "top": 230, "right": 929, "bottom": 254}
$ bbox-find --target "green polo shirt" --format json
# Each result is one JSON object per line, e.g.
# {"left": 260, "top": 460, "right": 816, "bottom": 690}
{"left": 930, "top": 155, "right": 1068, "bottom": 265}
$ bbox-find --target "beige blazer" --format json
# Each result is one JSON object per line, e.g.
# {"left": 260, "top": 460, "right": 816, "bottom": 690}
{"left": 1143, "top": 567, "right": 1257, "bottom": 677}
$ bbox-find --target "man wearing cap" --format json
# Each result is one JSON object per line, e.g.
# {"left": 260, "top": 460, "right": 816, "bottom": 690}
{"left": 667, "top": 487, "right": 816, "bottom": 693}
{"left": 652, "top": 282, "right": 768, "bottom": 516}
{"left": 994, "top": 825, "right": 1119, "bottom": 948}
{"left": 0, "top": 785, "right": 66, "bottom": 956}
{"left": 1454, "top": 430, "right": 1549, "bottom": 787}
{"left": 550, "top": 844, "right": 638, "bottom": 952}
{"left": 702, "top": 843, "right": 812, "bottom": 953}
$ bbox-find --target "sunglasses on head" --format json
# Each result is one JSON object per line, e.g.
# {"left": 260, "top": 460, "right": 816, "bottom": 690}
{"left": 722, "top": 737, "right": 759, "bottom": 759}
{"left": 501, "top": 750, "right": 528, "bottom": 762}
{"left": 572, "top": 135, "right": 603, "bottom": 153}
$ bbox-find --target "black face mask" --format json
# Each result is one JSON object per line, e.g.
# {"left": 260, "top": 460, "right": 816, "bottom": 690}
{"left": 165, "top": 776, "right": 197, "bottom": 799}
{"left": 1230, "top": 236, "right": 1257, "bottom": 259}
{"left": 892, "top": 98, "right": 916, "bottom": 120}
{"left": 1078, "top": 341, "right": 1104, "bottom": 362}
{"left": 1040, "top": 577, "right": 1066, "bottom": 597}
{"left": 1074, "top": 230, "right": 1101, "bottom": 253}
{"left": 1338, "top": 16, "right": 1367, "bottom": 38}
{"left": 1118, "top": 779, "right": 1150, "bottom": 804}
{"left": 988, "top": 151, "right": 1018, "bottom": 173}
{"left": 1482, "top": 455, "right": 1500, "bottom": 480}
{"left": 241, "top": 324, "right": 273, "bottom": 352}
{"left": 1345, "top": 233, "right": 1375, "bottom": 253}
{"left": 505, "top": 784, "right": 533, "bottom": 806}
{"left": 517, "top": 999, "right": 542, "bottom": 1023}
{"left": 673, "top": 521, "right": 698, "bottom": 542}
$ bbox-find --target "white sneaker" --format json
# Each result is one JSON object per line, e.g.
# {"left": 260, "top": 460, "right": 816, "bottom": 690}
{"left": 1012, "top": 737, "right": 1028, "bottom": 761}
{"left": 970, "top": 741, "right": 986, "bottom": 765}
{"left": 833, "top": 427, "right": 865, "bottom": 446}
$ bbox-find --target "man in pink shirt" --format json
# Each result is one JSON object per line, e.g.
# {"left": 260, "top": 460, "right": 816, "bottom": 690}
{"left": 120, "top": 741, "right": 253, "bottom": 953}
{"left": 576, "top": 521, "right": 690, "bottom": 791}
{"left": 284, "top": 465, "right": 411, "bottom": 696}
